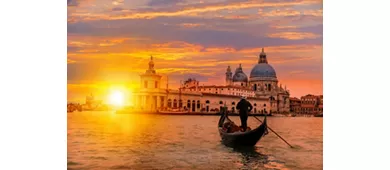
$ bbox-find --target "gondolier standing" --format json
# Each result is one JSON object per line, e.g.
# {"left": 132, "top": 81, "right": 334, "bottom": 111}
{"left": 236, "top": 96, "right": 253, "bottom": 132}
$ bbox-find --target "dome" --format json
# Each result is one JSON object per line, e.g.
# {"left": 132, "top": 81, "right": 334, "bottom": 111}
{"left": 250, "top": 48, "right": 278, "bottom": 81}
{"left": 249, "top": 63, "right": 277, "bottom": 80}
{"left": 233, "top": 72, "right": 248, "bottom": 82}
{"left": 232, "top": 64, "right": 248, "bottom": 82}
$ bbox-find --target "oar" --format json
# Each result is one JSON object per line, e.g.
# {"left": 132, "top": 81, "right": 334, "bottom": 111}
{"left": 253, "top": 116, "right": 294, "bottom": 148}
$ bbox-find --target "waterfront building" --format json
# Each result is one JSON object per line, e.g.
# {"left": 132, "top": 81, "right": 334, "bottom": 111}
{"left": 289, "top": 97, "right": 301, "bottom": 113}
{"left": 289, "top": 95, "right": 323, "bottom": 115}
{"left": 300, "top": 94, "right": 322, "bottom": 114}
{"left": 132, "top": 48, "right": 290, "bottom": 114}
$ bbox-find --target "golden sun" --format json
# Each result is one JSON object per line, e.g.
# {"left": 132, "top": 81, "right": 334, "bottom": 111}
{"left": 108, "top": 90, "right": 125, "bottom": 106}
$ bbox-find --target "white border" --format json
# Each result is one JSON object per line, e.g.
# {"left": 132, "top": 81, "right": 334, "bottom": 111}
{"left": 1, "top": 0, "right": 390, "bottom": 169}
{"left": 0, "top": 0, "right": 67, "bottom": 169}
{"left": 324, "top": 0, "right": 390, "bottom": 169}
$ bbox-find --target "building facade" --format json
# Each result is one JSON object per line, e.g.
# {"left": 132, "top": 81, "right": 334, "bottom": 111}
{"left": 289, "top": 95, "right": 323, "bottom": 115}
{"left": 132, "top": 49, "right": 290, "bottom": 114}
{"left": 289, "top": 97, "right": 301, "bottom": 113}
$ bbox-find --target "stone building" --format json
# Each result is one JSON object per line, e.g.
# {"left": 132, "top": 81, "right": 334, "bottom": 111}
{"left": 300, "top": 94, "right": 323, "bottom": 114}
{"left": 132, "top": 48, "right": 290, "bottom": 114}
{"left": 289, "top": 97, "right": 301, "bottom": 113}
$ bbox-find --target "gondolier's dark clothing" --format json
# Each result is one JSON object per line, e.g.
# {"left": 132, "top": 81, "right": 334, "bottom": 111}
{"left": 236, "top": 99, "right": 253, "bottom": 131}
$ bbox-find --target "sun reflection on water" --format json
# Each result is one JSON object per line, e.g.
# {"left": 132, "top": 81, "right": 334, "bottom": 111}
{"left": 68, "top": 112, "right": 323, "bottom": 170}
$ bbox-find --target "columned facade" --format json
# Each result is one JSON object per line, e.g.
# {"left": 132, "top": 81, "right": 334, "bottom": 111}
{"left": 131, "top": 49, "right": 291, "bottom": 114}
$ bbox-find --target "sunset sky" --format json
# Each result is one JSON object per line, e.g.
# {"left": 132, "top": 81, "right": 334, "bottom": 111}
{"left": 67, "top": 0, "right": 323, "bottom": 103}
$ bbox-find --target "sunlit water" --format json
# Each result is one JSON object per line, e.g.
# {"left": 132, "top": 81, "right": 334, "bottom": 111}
{"left": 68, "top": 111, "right": 322, "bottom": 170}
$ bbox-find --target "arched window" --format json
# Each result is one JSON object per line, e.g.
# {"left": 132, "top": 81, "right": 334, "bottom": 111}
{"left": 187, "top": 100, "right": 191, "bottom": 108}
{"left": 232, "top": 102, "right": 235, "bottom": 105}
{"left": 192, "top": 100, "right": 196, "bottom": 112}
{"left": 254, "top": 103, "right": 257, "bottom": 106}
{"left": 254, "top": 84, "right": 257, "bottom": 91}
{"left": 179, "top": 99, "right": 183, "bottom": 108}
{"left": 264, "top": 104, "right": 266, "bottom": 107}
{"left": 173, "top": 99, "right": 177, "bottom": 108}
{"left": 219, "top": 101, "right": 223, "bottom": 104}
{"left": 268, "top": 84, "right": 271, "bottom": 91}
{"left": 168, "top": 99, "right": 172, "bottom": 108}
{"left": 197, "top": 100, "right": 200, "bottom": 108}
{"left": 206, "top": 100, "right": 210, "bottom": 104}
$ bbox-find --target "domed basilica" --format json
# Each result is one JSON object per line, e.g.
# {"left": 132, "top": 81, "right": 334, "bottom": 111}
{"left": 132, "top": 48, "right": 290, "bottom": 114}
{"left": 225, "top": 48, "right": 290, "bottom": 112}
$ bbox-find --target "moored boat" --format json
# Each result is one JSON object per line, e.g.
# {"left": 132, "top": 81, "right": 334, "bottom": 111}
{"left": 157, "top": 110, "right": 189, "bottom": 115}
{"left": 218, "top": 110, "right": 268, "bottom": 147}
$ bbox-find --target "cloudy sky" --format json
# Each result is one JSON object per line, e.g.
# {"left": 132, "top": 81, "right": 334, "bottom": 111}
{"left": 67, "top": 0, "right": 322, "bottom": 102}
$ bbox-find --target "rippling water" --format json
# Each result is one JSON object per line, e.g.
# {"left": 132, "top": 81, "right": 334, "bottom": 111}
{"left": 68, "top": 111, "right": 322, "bottom": 170}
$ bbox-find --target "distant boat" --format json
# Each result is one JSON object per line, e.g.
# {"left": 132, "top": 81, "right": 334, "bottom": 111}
{"left": 157, "top": 109, "right": 189, "bottom": 115}
{"left": 218, "top": 111, "right": 268, "bottom": 147}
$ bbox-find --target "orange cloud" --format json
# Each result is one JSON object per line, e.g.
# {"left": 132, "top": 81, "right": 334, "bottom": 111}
{"left": 68, "top": 41, "right": 92, "bottom": 47}
{"left": 179, "top": 23, "right": 204, "bottom": 28}
{"left": 67, "top": 34, "right": 321, "bottom": 67}
{"left": 271, "top": 25, "right": 299, "bottom": 29}
{"left": 267, "top": 32, "right": 320, "bottom": 40}
{"left": 260, "top": 8, "right": 322, "bottom": 18}
{"left": 224, "top": 15, "right": 252, "bottom": 20}
{"left": 157, "top": 67, "right": 218, "bottom": 76}
{"left": 240, "top": 44, "right": 322, "bottom": 53}
{"left": 303, "top": 9, "right": 323, "bottom": 17}
{"left": 68, "top": 0, "right": 320, "bottom": 21}
{"left": 67, "top": 58, "right": 77, "bottom": 64}
{"left": 262, "top": 8, "right": 301, "bottom": 17}
{"left": 205, "top": 47, "right": 236, "bottom": 53}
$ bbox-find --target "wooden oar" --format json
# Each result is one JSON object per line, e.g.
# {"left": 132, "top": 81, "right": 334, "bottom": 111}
{"left": 253, "top": 116, "right": 294, "bottom": 148}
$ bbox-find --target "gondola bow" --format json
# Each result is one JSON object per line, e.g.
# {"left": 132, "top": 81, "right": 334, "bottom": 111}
{"left": 218, "top": 112, "right": 268, "bottom": 147}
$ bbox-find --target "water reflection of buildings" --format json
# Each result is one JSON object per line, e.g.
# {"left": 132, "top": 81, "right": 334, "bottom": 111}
{"left": 132, "top": 48, "right": 291, "bottom": 114}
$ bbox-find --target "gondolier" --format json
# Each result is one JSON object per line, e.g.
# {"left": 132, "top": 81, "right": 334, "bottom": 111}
{"left": 236, "top": 96, "right": 253, "bottom": 132}
{"left": 218, "top": 104, "right": 267, "bottom": 147}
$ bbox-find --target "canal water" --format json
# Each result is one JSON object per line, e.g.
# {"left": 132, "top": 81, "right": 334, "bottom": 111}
{"left": 68, "top": 111, "right": 322, "bottom": 170}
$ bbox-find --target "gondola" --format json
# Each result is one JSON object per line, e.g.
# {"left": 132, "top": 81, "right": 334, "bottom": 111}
{"left": 218, "top": 110, "right": 268, "bottom": 147}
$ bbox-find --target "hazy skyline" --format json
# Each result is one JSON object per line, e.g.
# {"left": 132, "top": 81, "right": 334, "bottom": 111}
{"left": 67, "top": 0, "right": 323, "bottom": 102}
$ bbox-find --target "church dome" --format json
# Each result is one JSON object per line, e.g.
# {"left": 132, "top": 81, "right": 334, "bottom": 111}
{"left": 250, "top": 63, "right": 277, "bottom": 78}
{"left": 233, "top": 72, "right": 248, "bottom": 82}
{"left": 232, "top": 64, "right": 248, "bottom": 82}
{"left": 249, "top": 48, "right": 277, "bottom": 81}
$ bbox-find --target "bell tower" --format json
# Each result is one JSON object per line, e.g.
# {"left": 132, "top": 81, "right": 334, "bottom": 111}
{"left": 225, "top": 65, "right": 233, "bottom": 86}
{"left": 146, "top": 56, "right": 156, "bottom": 74}
{"left": 141, "top": 56, "right": 162, "bottom": 89}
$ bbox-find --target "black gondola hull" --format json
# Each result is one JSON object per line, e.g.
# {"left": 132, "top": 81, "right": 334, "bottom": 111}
{"left": 218, "top": 113, "right": 268, "bottom": 147}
